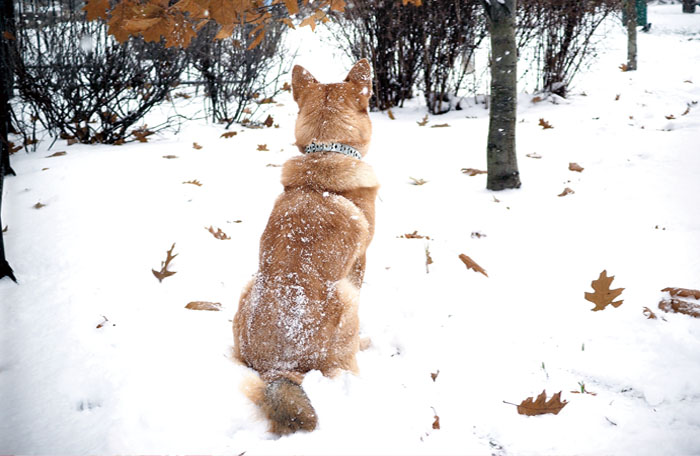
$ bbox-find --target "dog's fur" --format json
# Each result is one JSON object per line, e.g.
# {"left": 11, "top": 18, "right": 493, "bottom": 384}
{"left": 232, "top": 59, "right": 378, "bottom": 434}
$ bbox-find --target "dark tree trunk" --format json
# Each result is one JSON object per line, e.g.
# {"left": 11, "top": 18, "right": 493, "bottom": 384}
{"left": 626, "top": 0, "right": 638, "bottom": 71}
{"left": 481, "top": 0, "right": 521, "bottom": 191}
{"left": 1, "top": 0, "right": 17, "bottom": 282}
{"left": 682, "top": 0, "right": 696, "bottom": 13}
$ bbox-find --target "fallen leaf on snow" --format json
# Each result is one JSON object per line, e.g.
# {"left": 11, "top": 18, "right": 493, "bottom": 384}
{"left": 387, "top": 109, "right": 395, "bottom": 120}
{"left": 193, "top": 142, "right": 202, "bottom": 149}
{"left": 221, "top": 131, "right": 238, "bottom": 138}
{"left": 257, "top": 144, "right": 269, "bottom": 151}
{"left": 409, "top": 177, "right": 427, "bottom": 185}
{"left": 665, "top": 114, "right": 676, "bottom": 120}
{"left": 399, "top": 231, "right": 431, "bottom": 240}
{"left": 417, "top": 115, "right": 429, "bottom": 126}
{"left": 461, "top": 168, "right": 487, "bottom": 176}
{"left": 430, "top": 123, "right": 450, "bottom": 128}
{"left": 33, "top": 202, "right": 46, "bottom": 209}
{"left": 526, "top": 153, "right": 542, "bottom": 159}
{"left": 458, "top": 253, "right": 488, "bottom": 277}
{"left": 183, "top": 179, "right": 202, "bottom": 186}
{"left": 658, "top": 298, "right": 700, "bottom": 319}
{"left": 569, "top": 163, "right": 584, "bottom": 172}
{"left": 206, "top": 226, "right": 231, "bottom": 240}
{"left": 431, "top": 370, "right": 440, "bottom": 382}
{"left": 515, "top": 390, "right": 568, "bottom": 416}
{"left": 162, "top": 155, "right": 178, "bottom": 159}
{"left": 152, "top": 243, "right": 178, "bottom": 283}
{"left": 558, "top": 187, "right": 575, "bottom": 197}
{"left": 46, "top": 151, "right": 67, "bottom": 158}
{"left": 662, "top": 287, "right": 700, "bottom": 299}
{"left": 538, "top": 118, "right": 553, "bottom": 129}
{"left": 584, "top": 270, "right": 624, "bottom": 311}
{"left": 185, "top": 301, "right": 222, "bottom": 311}
{"left": 643, "top": 306, "right": 658, "bottom": 320}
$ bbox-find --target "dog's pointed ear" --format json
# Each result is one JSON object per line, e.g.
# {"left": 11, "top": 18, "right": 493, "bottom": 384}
{"left": 292, "top": 65, "right": 318, "bottom": 103}
{"left": 345, "top": 59, "right": 372, "bottom": 103}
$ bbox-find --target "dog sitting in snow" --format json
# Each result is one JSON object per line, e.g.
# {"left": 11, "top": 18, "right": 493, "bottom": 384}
{"left": 232, "top": 59, "right": 378, "bottom": 434}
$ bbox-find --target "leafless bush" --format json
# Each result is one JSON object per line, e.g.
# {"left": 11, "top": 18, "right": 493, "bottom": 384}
{"left": 517, "top": 0, "right": 620, "bottom": 97}
{"left": 186, "top": 19, "right": 290, "bottom": 127}
{"left": 11, "top": 0, "right": 186, "bottom": 144}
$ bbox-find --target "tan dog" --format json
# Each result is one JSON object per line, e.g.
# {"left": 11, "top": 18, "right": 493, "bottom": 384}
{"left": 233, "top": 59, "right": 378, "bottom": 435}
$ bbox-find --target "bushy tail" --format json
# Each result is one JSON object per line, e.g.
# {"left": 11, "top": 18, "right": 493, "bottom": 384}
{"left": 256, "top": 377, "right": 317, "bottom": 435}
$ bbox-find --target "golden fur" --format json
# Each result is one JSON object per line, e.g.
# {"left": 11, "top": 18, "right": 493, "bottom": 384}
{"left": 232, "top": 59, "right": 378, "bottom": 434}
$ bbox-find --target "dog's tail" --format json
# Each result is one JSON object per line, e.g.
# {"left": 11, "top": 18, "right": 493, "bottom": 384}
{"left": 243, "top": 374, "right": 318, "bottom": 434}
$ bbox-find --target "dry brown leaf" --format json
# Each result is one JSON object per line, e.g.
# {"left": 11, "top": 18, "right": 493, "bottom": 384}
{"left": 558, "top": 187, "right": 574, "bottom": 197}
{"left": 417, "top": 114, "right": 429, "bottom": 126}
{"left": 425, "top": 245, "right": 433, "bottom": 274}
{"left": 33, "top": 202, "right": 46, "bottom": 209}
{"left": 67, "top": 138, "right": 78, "bottom": 145}
{"left": 281, "top": 82, "right": 292, "bottom": 92}
{"left": 526, "top": 153, "right": 542, "bottom": 159}
{"left": 471, "top": 231, "right": 487, "bottom": 239}
{"left": 263, "top": 115, "right": 274, "bottom": 128}
{"left": 458, "top": 253, "right": 488, "bottom": 277}
{"left": 515, "top": 390, "right": 568, "bottom": 416}
{"left": 643, "top": 306, "right": 658, "bottom": 320}
{"left": 531, "top": 96, "right": 544, "bottom": 103}
{"left": 399, "top": 231, "right": 431, "bottom": 240}
{"left": 569, "top": 162, "right": 584, "bottom": 172}
{"left": 461, "top": 168, "right": 487, "bottom": 176}
{"left": 584, "top": 270, "right": 624, "bottom": 311}
{"left": 662, "top": 287, "right": 700, "bottom": 299}
{"left": 185, "top": 301, "right": 222, "bottom": 311}
{"left": 409, "top": 177, "right": 427, "bottom": 186}
{"left": 387, "top": 109, "right": 395, "bottom": 120}
{"left": 266, "top": 163, "right": 282, "bottom": 167}
{"left": 162, "top": 155, "right": 178, "bottom": 159}
{"left": 221, "top": 131, "right": 238, "bottom": 139}
{"left": 432, "top": 413, "right": 440, "bottom": 430}
{"left": 2, "top": 225, "right": 8, "bottom": 233}
{"left": 193, "top": 142, "right": 202, "bottom": 150}
{"left": 619, "top": 63, "right": 628, "bottom": 72}
{"left": 206, "top": 226, "right": 231, "bottom": 240}
{"left": 538, "top": 118, "right": 553, "bottom": 129}
{"left": 152, "top": 243, "right": 178, "bottom": 282}
{"left": 257, "top": 144, "right": 269, "bottom": 151}
{"left": 430, "top": 123, "right": 450, "bottom": 128}
{"left": 183, "top": 179, "right": 202, "bottom": 186}
{"left": 615, "top": 94, "right": 621, "bottom": 101}
{"left": 682, "top": 107, "right": 691, "bottom": 116}
{"left": 665, "top": 114, "right": 676, "bottom": 120}
{"left": 658, "top": 298, "right": 700, "bottom": 318}
{"left": 46, "top": 151, "right": 67, "bottom": 158}
{"left": 431, "top": 370, "right": 440, "bottom": 382}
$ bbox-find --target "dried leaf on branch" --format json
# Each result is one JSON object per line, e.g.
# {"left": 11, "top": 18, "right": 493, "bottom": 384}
{"left": 152, "top": 243, "right": 178, "bottom": 282}
{"left": 513, "top": 390, "right": 568, "bottom": 416}
{"left": 458, "top": 254, "right": 488, "bottom": 277}
{"left": 185, "top": 301, "right": 222, "bottom": 311}
{"left": 206, "top": 226, "right": 231, "bottom": 240}
{"left": 584, "top": 270, "right": 624, "bottom": 311}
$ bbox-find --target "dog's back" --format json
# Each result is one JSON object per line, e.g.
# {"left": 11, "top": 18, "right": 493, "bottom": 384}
{"left": 233, "top": 60, "right": 378, "bottom": 434}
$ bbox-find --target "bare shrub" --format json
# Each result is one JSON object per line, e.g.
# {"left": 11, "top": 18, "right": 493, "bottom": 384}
{"left": 186, "top": 19, "right": 290, "bottom": 127}
{"left": 11, "top": 0, "right": 186, "bottom": 144}
{"left": 517, "top": 0, "right": 620, "bottom": 97}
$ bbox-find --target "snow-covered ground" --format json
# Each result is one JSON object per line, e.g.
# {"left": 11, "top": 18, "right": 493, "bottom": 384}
{"left": 2, "top": 4, "right": 700, "bottom": 455}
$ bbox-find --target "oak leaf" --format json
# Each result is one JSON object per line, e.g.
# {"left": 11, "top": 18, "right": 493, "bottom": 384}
{"left": 299, "top": 16, "right": 316, "bottom": 31}
{"left": 257, "top": 144, "right": 269, "bottom": 151}
{"left": 185, "top": 301, "right": 222, "bottom": 311}
{"left": 516, "top": 390, "right": 568, "bottom": 416}
{"left": 658, "top": 298, "right": 700, "bottom": 319}
{"left": 83, "top": 0, "right": 110, "bottom": 21}
{"left": 152, "top": 243, "right": 178, "bottom": 282}
{"left": 642, "top": 306, "right": 658, "bottom": 319}
{"left": 206, "top": 226, "right": 231, "bottom": 240}
{"left": 584, "top": 270, "right": 624, "bottom": 311}
{"left": 538, "top": 118, "right": 553, "bottom": 129}
{"left": 263, "top": 115, "right": 274, "bottom": 127}
{"left": 458, "top": 254, "right": 488, "bottom": 277}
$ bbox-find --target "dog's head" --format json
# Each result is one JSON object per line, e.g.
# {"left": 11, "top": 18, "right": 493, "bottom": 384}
{"left": 292, "top": 59, "right": 373, "bottom": 157}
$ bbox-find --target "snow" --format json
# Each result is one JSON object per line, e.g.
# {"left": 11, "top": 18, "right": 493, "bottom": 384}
{"left": 2, "top": 4, "right": 700, "bottom": 455}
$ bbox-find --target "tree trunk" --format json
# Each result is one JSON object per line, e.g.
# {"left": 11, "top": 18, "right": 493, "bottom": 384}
{"left": 481, "top": 0, "right": 521, "bottom": 191}
{"left": 1, "top": 0, "right": 17, "bottom": 282}
{"left": 682, "top": 0, "right": 696, "bottom": 13}
{"left": 626, "top": 0, "right": 638, "bottom": 71}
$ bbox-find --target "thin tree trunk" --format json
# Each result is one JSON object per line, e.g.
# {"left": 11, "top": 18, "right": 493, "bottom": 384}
{"left": 1, "top": 0, "right": 17, "bottom": 282}
{"left": 481, "top": 0, "right": 521, "bottom": 191}
{"left": 682, "top": 0, "right": 696, "bottom": 13}
{"left": 626, "top": 0, "right": 638, "bottom": 71}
